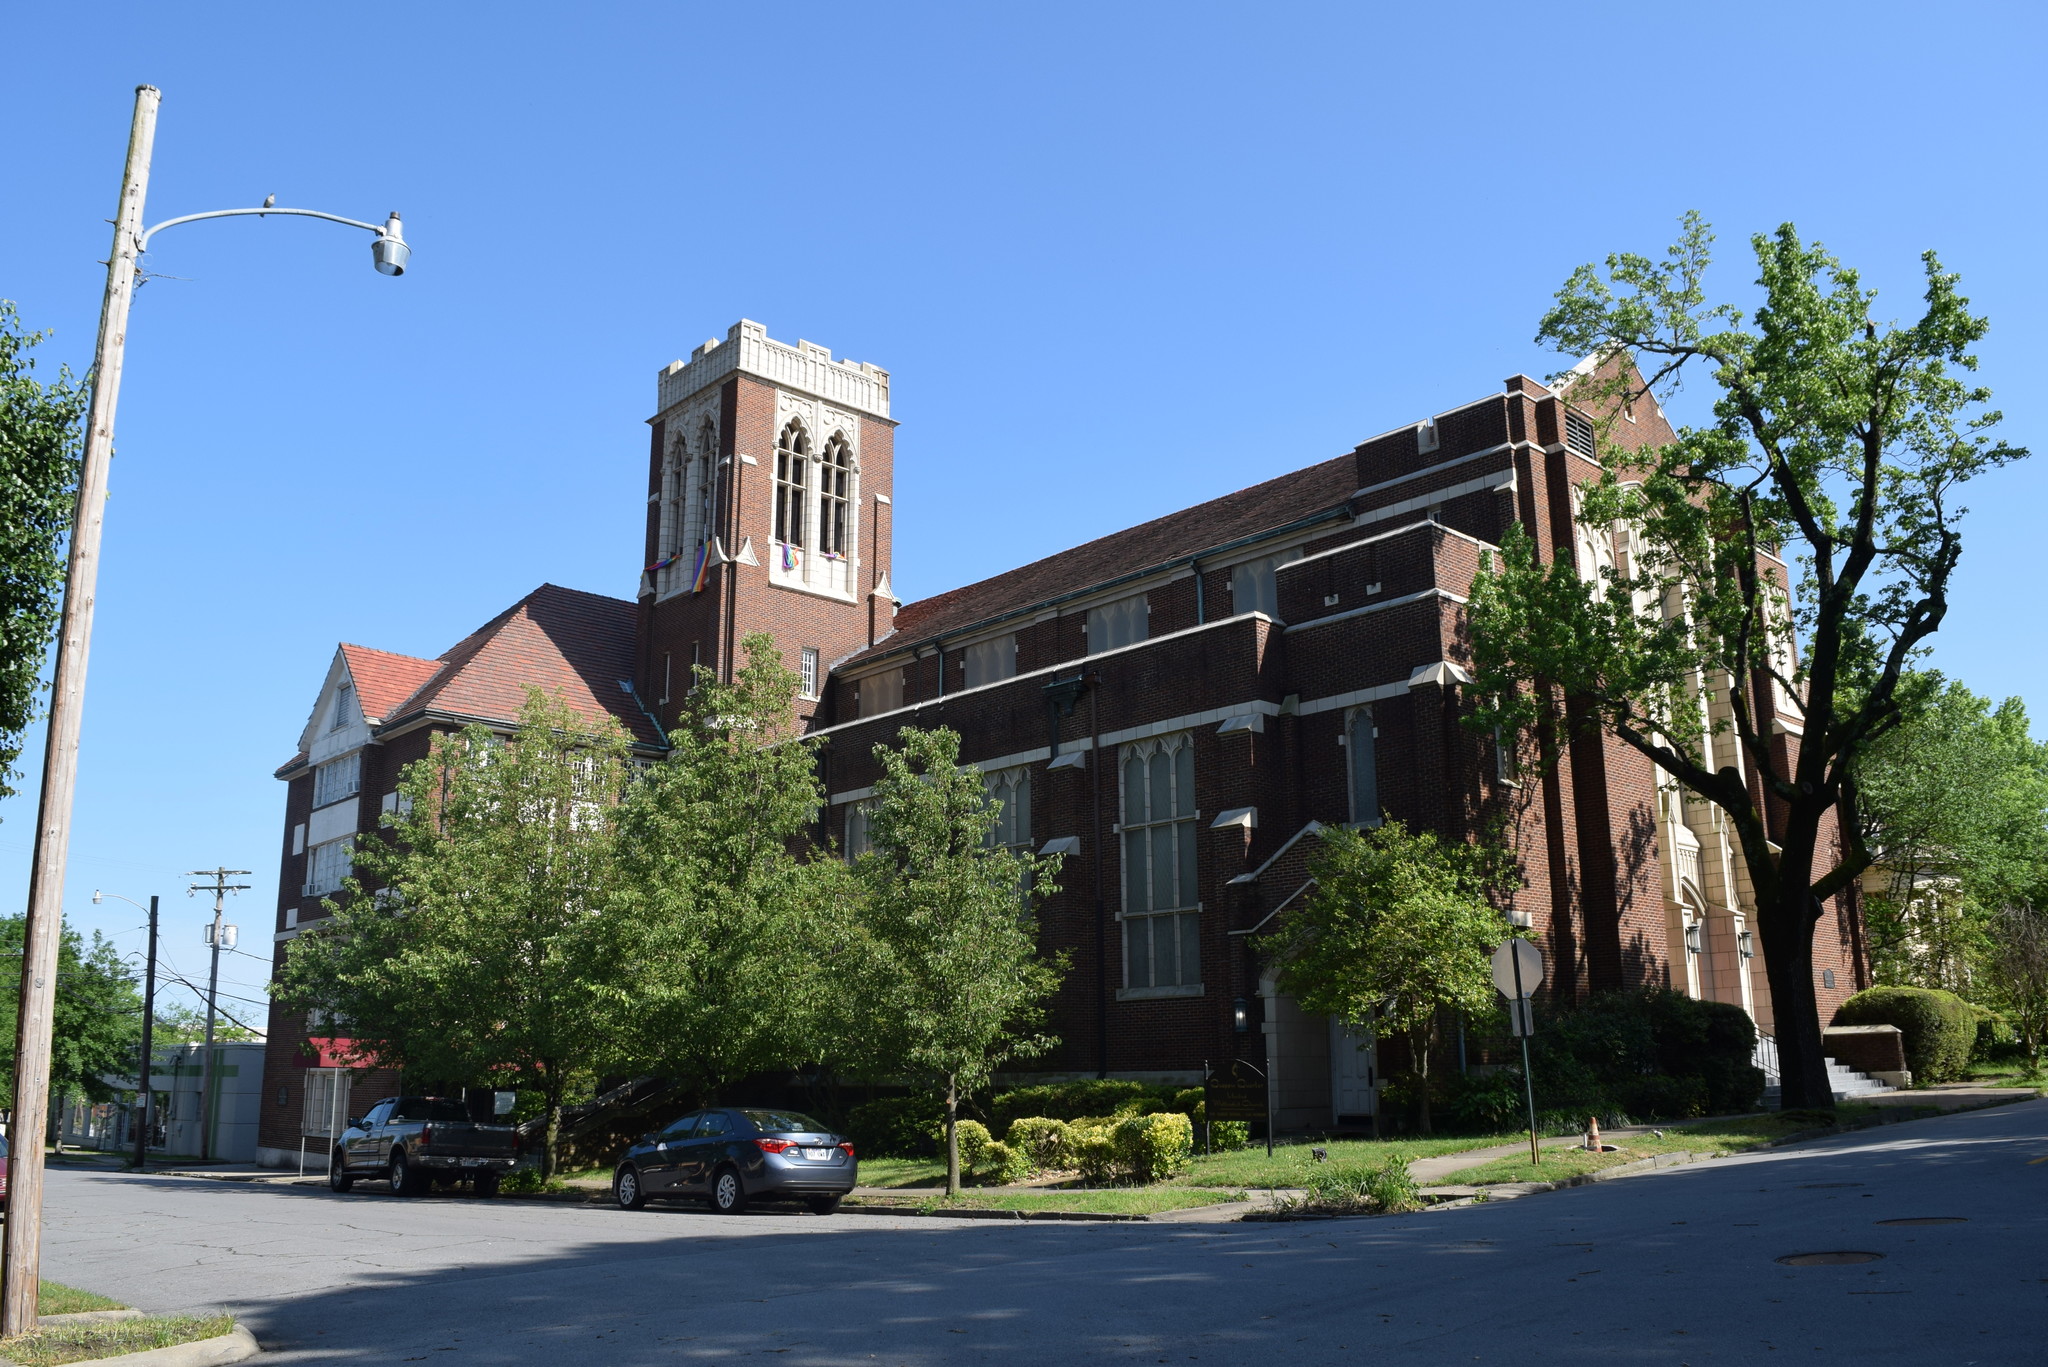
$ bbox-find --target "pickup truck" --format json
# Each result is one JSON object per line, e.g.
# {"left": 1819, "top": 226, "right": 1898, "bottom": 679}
{"left": 328, "top": 1095, "right": 521, "bottom": 1197}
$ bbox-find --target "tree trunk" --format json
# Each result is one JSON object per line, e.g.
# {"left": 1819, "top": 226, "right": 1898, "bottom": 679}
{"left": 541, "top": 1095, "right": 563, "bottom": 1180}
{"left": 1412, "top": 1027, "right": 1434, "bottom": 1136}
{"left": 1759, "top": 889, "right": 1834, "bottom": 1111}
{"left": 944, "top": 1074, "right": 961, "bottom": 1197}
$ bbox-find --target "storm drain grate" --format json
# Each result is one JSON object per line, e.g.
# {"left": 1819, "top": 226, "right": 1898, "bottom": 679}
{"left": 1776, "top": 1251, "right": 1885, "bottom": 1266}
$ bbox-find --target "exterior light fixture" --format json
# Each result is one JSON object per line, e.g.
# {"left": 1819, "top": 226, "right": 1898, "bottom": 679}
{"left": 371, "top": 212, "right": 409, "bottom": 275}
{"left": 1684, "top": 922, "right": 1703, "bottom": 955}
{"left": 1232, "top": 997, "right": 1250, "bottom": 1033}
{"left": 1737, "top": 929, "right": 1755, "bottom": 959}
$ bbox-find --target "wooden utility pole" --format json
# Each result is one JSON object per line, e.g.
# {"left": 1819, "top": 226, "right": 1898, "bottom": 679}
{"left": 2, "top": 84, "right": 159, "bottom": 1337}
{"left": 187, "top": 868, "right": 248, "bottom": 1162}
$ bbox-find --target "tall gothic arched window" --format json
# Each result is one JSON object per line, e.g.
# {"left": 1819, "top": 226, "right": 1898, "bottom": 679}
{"left": 694, "top": 418, "right": 719, "bottom": 550}
{"left": 774, "top": 421, "right": 809, "bottom": 550}
{"left": 820, "top": 432, "right": 852, "bottom": 556}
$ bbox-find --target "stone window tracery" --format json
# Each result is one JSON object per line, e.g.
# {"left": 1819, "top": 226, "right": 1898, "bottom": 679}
{"left": 1120, "top": 732, "right": 1200, "bottom": 991}
{"left": 774, "top": 421, "right": 810, "bottom": 555}
{"left": 820, "top": 433, "right": 852, "bottom": 558}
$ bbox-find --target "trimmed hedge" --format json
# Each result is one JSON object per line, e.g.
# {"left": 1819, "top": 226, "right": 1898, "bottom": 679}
{"left": 1968, "top": 1003, "right": 2019, "bottom": 1060}
{"left": 991, "top": 1080, "right": 1167, "bottom": 1128}
{"left": 845, "top": 1095, "right": 945, "bottom": 1158}
{"left": 1835, "top": 987, "right": 1974, "bottom": 1082}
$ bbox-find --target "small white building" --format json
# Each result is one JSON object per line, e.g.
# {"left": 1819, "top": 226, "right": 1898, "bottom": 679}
{"left": 60, "top": 1040, "right": 266, "bottom": 1163}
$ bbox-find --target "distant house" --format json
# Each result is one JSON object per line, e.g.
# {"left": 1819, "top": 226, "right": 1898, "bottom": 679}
{"left": 60, "top": 1040, "right": 266, "bottom": 1163}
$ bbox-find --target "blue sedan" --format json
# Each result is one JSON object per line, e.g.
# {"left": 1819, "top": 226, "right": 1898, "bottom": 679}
{"left": 613, "top": 1107, "right": 858, "bottom": 1215}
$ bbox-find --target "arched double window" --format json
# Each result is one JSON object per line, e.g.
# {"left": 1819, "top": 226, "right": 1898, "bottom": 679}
{"left": 774, "top": 421, "right": 809, "bottom": 551}
{"left": 820, "top": 432, "right": 852, "bottom": 557}
{"left": 694, "top": 417, "right": 719, "bottom": 552}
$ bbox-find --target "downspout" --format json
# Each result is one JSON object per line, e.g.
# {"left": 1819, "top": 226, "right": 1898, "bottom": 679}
{"left": 935, "top": 639, "right": 946, "bottom": 697}
{"left": 1192, "top": 557, "right": 1204, "bottom": 624}
{"left": 1091, "top": 671, "right": 1108, "bottom": 1079}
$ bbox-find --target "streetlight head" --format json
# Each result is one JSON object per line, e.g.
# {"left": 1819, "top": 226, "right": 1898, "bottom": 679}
{"left": 92, "top": 890, "right": 103, "bottom": 905}
{"left": 372, "top": 211, "right": 409, "bottom": 276}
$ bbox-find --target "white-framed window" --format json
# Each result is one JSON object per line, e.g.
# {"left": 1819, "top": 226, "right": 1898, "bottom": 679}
{"left": 774, "top": 421, "right": 809, "bottom": 556}
{"left": 1346, "top": 705, "right": 1381, "bottom": 827}
{"left": 858, "top": 669, "right": 904, "bottom": 718}
{"left": 330, "top": 683, "right": 355, "bottom": 732}
{"left": 799, "top": 648, "right": 821, "bottom": 700}
{"left": 1228, "top": 548, "right": 1302, "bottom": 619}
{"left": 963, "top": 634, "right": 1017, "bottom": 689}
{"left": 983, "top": 765, "right": 1032, "bottom": 851}
{"left": 305, "top": 838, "right": 353, "bottom": 896}
{"left": 312, "top": 752, "right": 361, "bottom": 809}
{"left": 1570, "top": 485, "right": 1616, "bottom": 583}
{"left": 843, "top": 800, "right": 875, "bottom": 862}
{"left": 1086, "top": 594, "right": 1149, "bottom": 653}
{"left": 1120, "top": 733, "right": 1200, "bottom": 990}
{"left": 301, "top": 1067, "right": 352, "bottom": 1139}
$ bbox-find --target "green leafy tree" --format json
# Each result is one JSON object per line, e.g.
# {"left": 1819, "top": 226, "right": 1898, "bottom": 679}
{"left": 1258, "top": 822, "right": 1508, "bottom": 1135}
{"left": 149, "top": 1002, "right": 260, "bottom": 1046}
{"left": 0, "top": 915, "right": 142, "bottom": 1107}
{"left": 0, "top": 302, "right": 87, "bottom": 803}
{"left": 1983, "top": 903, "right": 2048, "bottom": 1069}
{"left": 275, "top": 688, "right": 630, "bottom": 1177}
{"left": 603, "top": 634, "right": 844, "bottom": 1100}
{"left": 1468, "top": 214, "right": 2026, "bottom": 1109}
{"left": 1857, "top": 674, "right": 2048, "bottom": 989}
{"left": 854, "top": 727, "right": 1066, "bottom": 1194}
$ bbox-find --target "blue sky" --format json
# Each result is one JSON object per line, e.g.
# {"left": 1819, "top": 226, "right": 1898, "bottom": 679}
{"left": 5, "top": 1, "right": 2045, "bottom": 1022}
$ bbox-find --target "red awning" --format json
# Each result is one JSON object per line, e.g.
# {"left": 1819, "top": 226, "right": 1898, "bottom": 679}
{"left": 301, "top": 1037, "right": 378, "bottom": 1069}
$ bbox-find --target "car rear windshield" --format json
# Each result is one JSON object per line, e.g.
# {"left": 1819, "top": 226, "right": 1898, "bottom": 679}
{"left": 741, "top": 1109, "right": 827, "bottom": 1135}
{"left": 396, "top": 1098, "right": 472, "bottom": 1122}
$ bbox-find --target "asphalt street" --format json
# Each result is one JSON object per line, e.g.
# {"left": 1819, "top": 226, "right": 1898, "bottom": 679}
{"left": 35, "top": 1098, "right": 2048, "bottom": 1364}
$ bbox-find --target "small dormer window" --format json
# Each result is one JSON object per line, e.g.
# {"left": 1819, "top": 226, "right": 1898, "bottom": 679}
{"left": 331, "top": 684, "right": 355, "bottom": 732}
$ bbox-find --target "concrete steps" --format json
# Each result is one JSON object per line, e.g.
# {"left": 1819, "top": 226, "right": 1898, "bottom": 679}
{"left": 1762, "top": 1056, "right": 1897, "bottom": 1108}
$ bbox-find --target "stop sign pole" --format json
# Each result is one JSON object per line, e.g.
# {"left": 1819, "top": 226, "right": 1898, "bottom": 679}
{"left": 1491, "top": 939, "right": 1545, "bottom": 1168}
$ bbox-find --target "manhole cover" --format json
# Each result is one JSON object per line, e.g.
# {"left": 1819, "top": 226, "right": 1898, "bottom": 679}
{"left": 1777, "top": 1251, "right": 1885, "bottom": 1266}
{"left": 1875, "top": 1217, "right": 1967, "bottom": 1226}
{"left": 1798, "top": 1182, "right": 1864, "bottom": 1189}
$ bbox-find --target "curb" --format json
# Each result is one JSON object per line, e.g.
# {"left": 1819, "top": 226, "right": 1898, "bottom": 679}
{"left": 39, "top": 1310, "right": 146, "bottom": 1325}
{"left": 20, "top": 1321, "right": 259, "bottom": 1367}
{"left": 842, "top": 1201, "right": 1149, "bottom": 1222}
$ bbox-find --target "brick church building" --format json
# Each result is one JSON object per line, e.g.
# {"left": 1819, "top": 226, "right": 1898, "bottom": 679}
{"left": 255, "top": 320, "right": 1868, "bottom": 1166}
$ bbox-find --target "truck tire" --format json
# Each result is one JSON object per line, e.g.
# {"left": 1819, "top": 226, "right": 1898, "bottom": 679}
{"left": 390, "top": 1149, "right": 427, "bottom": 1197}
{"left": 709, "top": 1165, "right": 748, "bottom": 1215}
{"left": 613, "top": 1166, "right": 646, "bottom": 1210}
{"left": 329, "top": 1152, "right": 354, "bottom": 1193}
{"left": 473, "top": 1171, "right": 501, "bottom": 1199}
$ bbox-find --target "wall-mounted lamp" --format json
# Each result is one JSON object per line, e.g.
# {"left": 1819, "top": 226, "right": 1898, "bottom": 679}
{"left": 1232, "top": 997, "right": 1250, "bottom": 1033}
{"left": 1737, "top": 930, "right": 1755, "bottom": 960}
{"left": 1684, "top": 922, "right": 1703, "bottom": 955}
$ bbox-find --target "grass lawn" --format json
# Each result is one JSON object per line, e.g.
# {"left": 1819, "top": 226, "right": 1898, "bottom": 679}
{"left": 1440, "top": 1109, "right": 1874, "bottom": 1186}
{"left": 854, "top": 1156, "right": 948, "bottom": 1188}
{"left": 1172, "top": 1133, "right": 1531, "bottom": 1190}
{"left": 852, "top": 1187, "right": 1249, "bottom": 1216}
{"left": 1962, "top": 1059, "right": 2045, "bottom": 1088}
{"left": 36, "top": 1282, "right": 124, "bottom": 1316}
{"left": 2, "top": 1315, "right": 233, "bottom": 1366}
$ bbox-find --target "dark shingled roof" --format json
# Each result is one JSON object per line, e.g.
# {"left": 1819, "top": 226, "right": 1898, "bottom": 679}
{"left": 841, "top": 450, "right": 1358, "bottom": 668}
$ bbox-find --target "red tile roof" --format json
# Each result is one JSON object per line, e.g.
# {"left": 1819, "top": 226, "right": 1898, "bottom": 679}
{"left": 382, "top": 584, "right": 663, "bottom": 747}
{"left": 841, "top": 451, "right": 1359, "bottom": 667}
{"left": 338, "top": 645, "right": 443, "bottom": 724}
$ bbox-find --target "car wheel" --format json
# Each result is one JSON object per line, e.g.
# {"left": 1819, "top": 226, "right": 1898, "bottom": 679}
{"left": 390, "top": 1149, "right": 426, "bottom": 1197}
{"left": 473, "top": 1171, "right": 501, "bottom": 1199}
{"left": 614, "top": 1165, "right": 646, "bottom": 1211}
{"left": 329, "top": 1153, "right": 354, "bottom": 1193}
{"left": 709, "top": 1165, "right": 748, "bottom": 1215}
{"left": 805, "top": 1194, "right": 843, "bottom": 1216}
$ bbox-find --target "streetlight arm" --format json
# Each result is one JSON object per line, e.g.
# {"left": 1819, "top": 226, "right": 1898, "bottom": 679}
{"left": 140, "top": 205, "right": 395, "bottom": 251}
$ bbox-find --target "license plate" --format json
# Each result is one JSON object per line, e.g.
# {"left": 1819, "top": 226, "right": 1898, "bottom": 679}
{"left": 803, "top": 1147, "right": 835, "bottom": 1161}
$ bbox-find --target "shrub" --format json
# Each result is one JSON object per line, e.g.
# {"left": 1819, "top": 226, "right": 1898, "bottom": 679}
{"left": 1113, "top": 1112, "right": 1193, "bottom": 1182}
{"left": 1070, "top": 1126, "right": 1122, "bottom": 1184}
{"left": 1005, "top": 1116, "right": 1073, "bottom": 1169}
{"left": 844, "top": 1095, "right": 944, "bottom": 1159}
{"left": 991, "top": 1081, "right": 1161, "bottom": 1128}
{"left": 1168, "top": 1087, "right": 1252, "bottom": 1149}
{"left": 1207, "top": 1120, "right": 1252, "bottom": 1149}
{"left": 1293, "top": 1155, "right": 1421, "bottom": 1215}
{"left": 1444, "top": 1069, "right": 1526, "bottom": 1133}
{"left": 1835, "top": 986, "right": 1975, "bottom": 1082}
{"left": 1529, "top": 988, "right": 1765, "bottom": 1119}
{"left": 971, "top": 1139, "right": 1032, "bottom": 1186}
{"left": 942, "top": 1119, "right": 995, "bottom": 1169}
{"left": 1967, "top": 1003, "right": 2019, "bottom": 1060}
